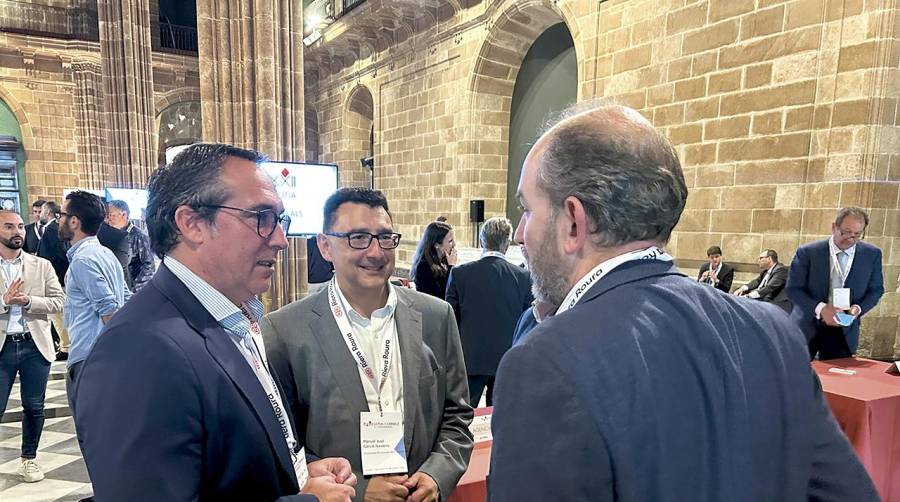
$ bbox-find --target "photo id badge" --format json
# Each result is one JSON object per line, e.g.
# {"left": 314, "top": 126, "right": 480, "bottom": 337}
{"left": 360, "top": 411, "right": 407, "bottom": 476}
{"left": 294, "top": 447, "right": 309, "bottom": 489}
{"left": 833, "top": 288, "right": 851, "bottom": 310}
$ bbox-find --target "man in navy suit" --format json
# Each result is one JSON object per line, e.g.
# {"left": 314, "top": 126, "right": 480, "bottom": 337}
{"left": 74, "top": 144, "right": 356, "bottom": 501}
{"left": 786, "top": 207, "right": 885, "bottom": 360}
{"left": 445, "top": 216, "right": 532, "bottom": 406}
{"left": 488, "top": 102, "right": 877, "bottom": 501}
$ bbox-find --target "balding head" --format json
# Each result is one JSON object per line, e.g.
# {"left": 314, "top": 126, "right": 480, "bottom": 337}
{"left": 529, "top": 101, "right": 687, "bottom": 248}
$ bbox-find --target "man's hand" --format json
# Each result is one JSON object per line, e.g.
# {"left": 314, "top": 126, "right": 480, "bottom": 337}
{"left": 403, "top": 472, "right": 439, "bottom": 502}
{"left": 363, "top": 474, "right": 409, "bottom": 502}
{"left": 733, "top": 288, "right": 746, "bottom": 297}
{"left": 2, "top": 277, "right": 26, "bottom": 305}
{"left": 849, "top": 304, "right": 862, "bottom": 317}
{"left": 309, "top": 457, "right": 357, "bottom": 486}
{"left": 301, "top": 475, "right": 355, "bottom": 502}
{"left": 699, "top": 270, "right": 710, "bottom": 281}
{"left": 820, "top": 304, "right": 844, "bottom": 327}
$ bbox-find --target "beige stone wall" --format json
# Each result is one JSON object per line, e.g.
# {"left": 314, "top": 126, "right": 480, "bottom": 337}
{"left": 307, "top": 0, "right": 899, "bottom": 356}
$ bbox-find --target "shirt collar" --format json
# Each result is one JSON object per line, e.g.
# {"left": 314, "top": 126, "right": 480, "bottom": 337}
{"left": 332, "top": 278, "right": 397, "bottom": 325}
{"left": 829, "top": 236, "right": 856, "bottom": 257}
{"left": 482, "top": 250, "right": 507, "bottom": 260}
{"left": 1, "top": 251, "right": 23, "bottom": 265}
{"left": 66, "top": 235, "right": 99, "bottom": 261}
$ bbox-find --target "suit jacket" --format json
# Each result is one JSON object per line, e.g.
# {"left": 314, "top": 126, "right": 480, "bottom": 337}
{"left": 786, "top": 239, "right": 884, "bottom": 352}
{"left": 489, "top": 260, "right": 877, "bottom": 502}
{"left": 0, "top": 252, "right": 65, "bottom": 362}
{"left": 412, "top": 259, "right": 450, "bottom": 299}
{"left": 306, "top": 237, "right": 334, "bottom": 284}
{"left": 74, "top": 265, "right": 314, "bottom": 501}
{"left": 445, "top": 255, "right": 533, "bottom": 376}
{"left": 97, "top": 222, "right": 131, "bottom": 278}
{"left": 36, "top": 219, "right": 68, "bottom": 286}
{"left": 744, "top": 263, "right": 791, "bottom": 312}
{"left": 262, "top": 287, "right": 474, "bottom": 501}
{"left": 696, "top": 261, "right": 734, "bottom": 293}
{"left": 125, "top": 225, "right": 155, "bottom": 291}
{"left": 24, "top": 222, "right": 41, "bottom": 254}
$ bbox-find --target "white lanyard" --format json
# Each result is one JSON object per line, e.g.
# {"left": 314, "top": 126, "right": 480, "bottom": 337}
{"left": 328, "top": 279, "right": 394, "bottom": 413}
{"left": 556, "top": 246, "right": 673, "bottom": 316}
{"left": 235, "top": 306, "right": 299, "bottom": 469}
{"left": 830, "top": 250, "right": 851, "bottom": 287}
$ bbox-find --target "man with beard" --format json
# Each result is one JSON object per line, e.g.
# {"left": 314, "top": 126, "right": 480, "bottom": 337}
{"left": 23, "top": 199, "right": 46, "bottom": 254}
{"left": 0, "top": 211, "right": 64, "bottom": 483}
{"left": 56, "top": 190, "right": 130, "bottom": 414}
{"left": 487, "top": 102, "right": 877, "bottom": 501}
{"left": 36, "top": 200, "right": 70, "bottom": 360}
{"left": 262, "top": 187, "right": 473, "bottom": 502}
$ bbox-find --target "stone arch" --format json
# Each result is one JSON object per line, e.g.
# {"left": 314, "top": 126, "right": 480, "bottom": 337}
{"left": 0, "top": 86, "right": 35, "bottom": 154}
{"left": 0, "top": 86, "right": 37, "bottom": 211}
{"left": 156, "top": 100, "right": 202, "bottom": 165}
{"left": 464, "top": 0, "right": 581, "bottom": 223}
{"left": 155, "top": 87, "right": 202, "bottom": 115}
{"left": 340, "top": 84, "right": 374, "bottom": 188}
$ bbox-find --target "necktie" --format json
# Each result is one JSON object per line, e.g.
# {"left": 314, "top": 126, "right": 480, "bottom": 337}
{"left": 837, "top": 251, "right": 848, "bottom": 275}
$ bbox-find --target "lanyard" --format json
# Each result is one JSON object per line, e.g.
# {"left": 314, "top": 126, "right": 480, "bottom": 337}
{"left": 234, "top": 306, "right": 299, "bottom": 468}
{"left": 328, "top": 278, "right": 394, "bottom": 413}
{"left": 556, "top": 247, "right": 673, "bottom": 316}
{"left": 830, "top": 250, "right": 851, "bottom": 287}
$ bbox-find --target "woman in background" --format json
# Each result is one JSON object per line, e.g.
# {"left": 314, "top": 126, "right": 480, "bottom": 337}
{"left": 410, "top": 221, "right": 457, "bottom": 298}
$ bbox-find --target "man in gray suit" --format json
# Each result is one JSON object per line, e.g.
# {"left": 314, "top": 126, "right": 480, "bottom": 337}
{"left": 263, "top": 187, "right": 473, "bottom": 502}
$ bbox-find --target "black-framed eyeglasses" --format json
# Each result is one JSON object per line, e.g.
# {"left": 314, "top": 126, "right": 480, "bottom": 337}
{"left": 325, "top": 231, "right": 401, "bottom": 250}
{"left": 199, "top": 205, "right": 291, "bottom": 239}
{"left": 837, "top": 228, "right": 864, "bottom": 240}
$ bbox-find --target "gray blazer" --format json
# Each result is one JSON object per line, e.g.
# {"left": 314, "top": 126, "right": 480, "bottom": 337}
{"left": 261, "top": 286, "right": 474, "bottom": 501}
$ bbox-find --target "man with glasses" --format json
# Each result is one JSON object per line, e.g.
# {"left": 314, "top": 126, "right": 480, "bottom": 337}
{"left": 734, "top": 249, "right": 791, "bottom": 313}
{"left": 787, "top": 207, "right": 884, "bottom": 360}
{"left": 75, "top": 144, "right": 356, "bottom": 501}
{"left": 263, "top": 187, "right": 473, "bottom": 502}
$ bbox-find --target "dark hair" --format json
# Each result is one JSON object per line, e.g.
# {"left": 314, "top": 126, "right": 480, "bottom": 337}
{"left": 410, "top": 221, "right": 452, "bottom": 282}
{"left": 763, "top": 249, "right": 779, "bottom": 262}
{"left": 835, "top": 207, "right": 869, "bottom": 228}
{"left": 107, "top": 199, "right": 131, "bottom": 218}
{"left": 31, "top": 199, "right": 46, "bottom": 208}
{"left": 146, "top": 143, "right": 266, "bottom": 258}
{"left": 537, "top": 100, "right": 687, "bottom": 248}
{"left": 706, "top": 246, "right": 723, "bottom": 256}
{"left": 435, "top": 216, "right": 448, "bottom": 223}
{"left": 42, "top": 201, "right": 60, "bottom": 217}
{"left": 322, "top": 187, "right": 391, "bottom": 232}
{"left": 64, "top": 190, "right": 106, "bottom": 235}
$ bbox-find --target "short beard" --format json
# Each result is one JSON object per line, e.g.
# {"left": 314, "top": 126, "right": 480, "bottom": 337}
{"left": 527, "top": 216, "right": 572, "bottom": 311}
{"left": 0, "top": 237, "right": 22, "bottom": 250}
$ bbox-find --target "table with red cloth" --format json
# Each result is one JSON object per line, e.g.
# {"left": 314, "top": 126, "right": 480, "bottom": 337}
{"left": 813, "top": 358, "right": 900, "bottom": 501}
{"left": 448, "top": 407, "right": 492, "bottom": 502}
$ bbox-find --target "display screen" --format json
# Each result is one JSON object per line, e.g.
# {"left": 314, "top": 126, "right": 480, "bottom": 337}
{"left": 261, "top": 161, "right": 338, "bottom": 236}
{"left": 105, "top": 188, "right": 149, "bottom": 221}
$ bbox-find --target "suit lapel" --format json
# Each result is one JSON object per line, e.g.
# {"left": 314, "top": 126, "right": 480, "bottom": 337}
{"left": 394, "top": 294, "right": 422, "bottom": 450}
{"left": 152, "top": 265, "right": 296, "bottom": 483}
{"left": 309, "top": 292, "right": 369, "bottom": 411}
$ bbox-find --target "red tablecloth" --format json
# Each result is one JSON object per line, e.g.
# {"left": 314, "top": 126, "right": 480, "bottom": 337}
{"left": 813, "top": 358, "right": 900, "bottom": 501}
{"left": 447, "top": 407, "right": 492, "bottom": 502}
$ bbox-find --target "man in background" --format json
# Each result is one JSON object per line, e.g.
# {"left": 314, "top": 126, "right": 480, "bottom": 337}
{"left": 36, "top": 201, "right": 70, "bottom": 360}
{"left": 23, "top": 199, "right": 46, "bottom": 254}
{"left": 445, "top": 216, "right": 532, "bottom": 406}
{"left": 106, "top": 199, "right": 155, "bottom": 291}
{"left": 734, "top": 249, "right": 791, "bottom": 312}
{"left": 696, "top": 245, "right": 734, "bottom": 293}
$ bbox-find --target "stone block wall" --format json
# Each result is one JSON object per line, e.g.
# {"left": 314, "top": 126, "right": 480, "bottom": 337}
{"left": 307, "top": 0, "right": 900, "bottom": 356}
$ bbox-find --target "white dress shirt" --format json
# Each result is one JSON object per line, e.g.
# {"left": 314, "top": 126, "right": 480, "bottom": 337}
{"left": 0, "top": 253, "right": 27, "bottom": 334}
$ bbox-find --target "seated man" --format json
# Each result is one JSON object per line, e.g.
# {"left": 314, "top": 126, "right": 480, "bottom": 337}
{"left": 696, "top": 246, "right": 734, "bottom": 293}
{"left": 263, "top": 187, "right": 473, "bottom": 502}
{"left": 734, "top": 249, "right": 791, "bottom": 312}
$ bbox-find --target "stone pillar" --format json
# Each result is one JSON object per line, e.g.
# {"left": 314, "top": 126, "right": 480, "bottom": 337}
{"left": 97, "top": 0, "right": 158, "bottom": 188}
{"left": 198, "top": 0, "right": 307, "bottom": 311}
{"left": 72, "top": 62, "right": 108, "bottom": 191}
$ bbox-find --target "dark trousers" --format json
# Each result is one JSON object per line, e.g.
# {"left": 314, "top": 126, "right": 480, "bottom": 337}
{"left": 66, "top": 360, "right": 85, "bottom": 420}
{"left": 808, "top": 325, "right": 852, "bottom": 361}
{"left": 468, "top": 375, "right": 496, "bottom": 407}
{"left": 0, "top": 337, "right": 52, "bottom": 459}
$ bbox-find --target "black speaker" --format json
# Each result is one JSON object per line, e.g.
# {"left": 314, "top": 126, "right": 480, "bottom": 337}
{"left": 469, "top": 199, "right": 485, "bottom": 223}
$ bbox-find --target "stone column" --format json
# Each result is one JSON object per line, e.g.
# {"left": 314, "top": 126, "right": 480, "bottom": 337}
{"left": 198, "top": 0, "right": 307, "bottom": 311}
{"left": 72, "top": 62, "right": 108, "bottom": 191}
{"left": 97, "top": 0, "right": 158, "bottom": 188}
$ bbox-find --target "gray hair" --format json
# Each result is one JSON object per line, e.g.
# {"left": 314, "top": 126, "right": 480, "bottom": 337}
{"left": 536, "top": 100, "right": 687, "bottom": 248}
{"left": 480, "top": 216, "right": 512, "bottom": 252}
{"left": 835, "top": 207, "right": 869, "bottom": 228}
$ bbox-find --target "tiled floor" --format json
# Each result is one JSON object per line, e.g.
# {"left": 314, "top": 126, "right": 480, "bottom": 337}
{"left": 0, "top": 362, "right": 93, "bottom": 501}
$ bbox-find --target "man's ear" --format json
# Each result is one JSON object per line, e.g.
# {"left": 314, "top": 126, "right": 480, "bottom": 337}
{"left": 173, "top": 205, "right": 211, "bottom": 247}
{"left": 317, "top": 233, "right": 334, "bottom": 263}
{"left": 560, "top": 196, "right": 589, "bottom": 255}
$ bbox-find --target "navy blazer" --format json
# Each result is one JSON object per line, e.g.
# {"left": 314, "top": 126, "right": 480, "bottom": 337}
{"left": 36, "top": 219, "right": 68, "bottom": 286}
{"left": 445, "top": 255, "right": 533, "bottom": 376}
{"left": 489, "top": 260, "right": 877, "bottom": 502}
{"left": 75, "top": 264, "right": 315, "bottom": 502}
{"left": 786, "top": 239, "right": 884, "bottom": 351}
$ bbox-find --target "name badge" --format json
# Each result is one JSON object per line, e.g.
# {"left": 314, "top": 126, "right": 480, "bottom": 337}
{"left": 294, "top": 447, "right": 309, "bottom": 489}
{"left": 833, "top": 288, "right": 851, "bottom": 310}
{"left": 360, "top": 411, "right": 407, "bottom": 476}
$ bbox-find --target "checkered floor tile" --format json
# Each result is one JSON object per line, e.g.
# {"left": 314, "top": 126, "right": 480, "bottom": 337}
{"left": 0, "top": 362, "right": 93, "bottom": 501}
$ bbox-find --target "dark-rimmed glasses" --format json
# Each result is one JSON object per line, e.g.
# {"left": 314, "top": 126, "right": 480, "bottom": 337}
{"left": 325, "top": 231, "right": 401, "bottom": 250}
{"left": 199, "top": 205, "right": 291, "bottom": 239}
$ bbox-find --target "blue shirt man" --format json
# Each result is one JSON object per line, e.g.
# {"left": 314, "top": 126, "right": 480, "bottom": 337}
{"left": 58, "top": 191, "right": 130, "bottom": 416}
